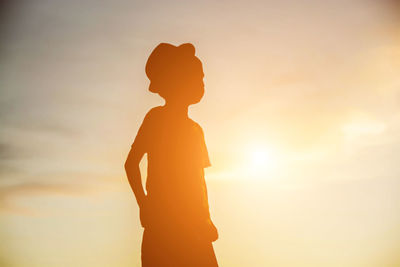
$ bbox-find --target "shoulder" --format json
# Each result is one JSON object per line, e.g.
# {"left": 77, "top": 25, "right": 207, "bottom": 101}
{"left": 146, "top": 106, "right": 163, "bottom": 116}
{"left": 189, "top": 118, "right": 205, "bottom": 135}
{"left": 143, "top": 106, "right": 163, "bottom": 121}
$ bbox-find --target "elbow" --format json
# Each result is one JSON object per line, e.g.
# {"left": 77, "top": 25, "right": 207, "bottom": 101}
{"left": 125, "top": 149, "right": 142, "bottom": 172}
{"left": 124, "top": 158, "right": 132, "bottom": 172}
{"left": 124, "top": 162, "right": 128, "bottom": 172}
{"left": 125, "top": 156, "right": 139, "bottom": 173}
{"left": 124, "top": 162, "right": 132, "bottom": 173}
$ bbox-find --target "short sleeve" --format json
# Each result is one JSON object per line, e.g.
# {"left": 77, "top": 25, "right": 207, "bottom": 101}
{"left": 131, "top": 109, "right": 155, "bottom": 153}
{"left": 198, "top": 126, "right": 211, "bottom": 168}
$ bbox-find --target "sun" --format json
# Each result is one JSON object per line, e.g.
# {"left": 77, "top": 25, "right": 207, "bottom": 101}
{"left": 250, "top": 147, "right": 271, "bottom": 167}
{"left": 245, "top": 143, "right": 277, "bottom": 176}
{"left": 216, "top": 141, "right": 280, "bottom": 180}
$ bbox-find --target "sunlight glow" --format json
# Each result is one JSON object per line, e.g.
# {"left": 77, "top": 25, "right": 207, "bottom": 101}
{"left": 341, "top": 120, "right": 386, "bottom": 138}
{"left": 250, "top": 147, "right": 272, "bottom": 167}
{"left": 245, "top": 143, "right": 277, "bottom": 177}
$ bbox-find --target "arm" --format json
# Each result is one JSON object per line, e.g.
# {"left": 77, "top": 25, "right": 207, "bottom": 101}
{"left": 124, "top": 146, "right": 146, "bottom": 209}
{"left": 200, "top": 168, "right": 219, "bottom": 241}
{"left": 200, "top": 168, "right": 211, "bottom": 219}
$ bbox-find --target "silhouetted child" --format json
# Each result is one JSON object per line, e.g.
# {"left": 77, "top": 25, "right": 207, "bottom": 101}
{"left": 125, "top": 43, "right": 218, "bottom": 266}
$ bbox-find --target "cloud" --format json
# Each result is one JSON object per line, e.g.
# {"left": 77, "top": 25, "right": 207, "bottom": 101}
{"left": 0, "top": 142, "right": 16, "bottom": 160}
{"left": 0, "top": 182, "right": 89, "bottom": 215}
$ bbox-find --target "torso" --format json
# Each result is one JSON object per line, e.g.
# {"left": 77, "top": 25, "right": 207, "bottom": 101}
{"left": 143, "top": 106, "right": 209, "bottom": 227}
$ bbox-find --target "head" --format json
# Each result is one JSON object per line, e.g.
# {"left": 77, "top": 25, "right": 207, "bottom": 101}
{"left": 145, "top": 43, "right": 205, "bottom": 106}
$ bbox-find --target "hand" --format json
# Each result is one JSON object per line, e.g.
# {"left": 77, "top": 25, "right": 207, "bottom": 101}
{"left": 207, "top": 219, "right": 219, "bottom": 242}
{"left": 199, "top": 218, "right": 218, "bottom": 242}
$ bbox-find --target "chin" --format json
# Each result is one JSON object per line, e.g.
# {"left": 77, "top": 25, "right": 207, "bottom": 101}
{"left": 188, "top": 87, "right": 204, "bottom": 105}
{"left": 189, "top": 98, "right": 202, "bottom": 105}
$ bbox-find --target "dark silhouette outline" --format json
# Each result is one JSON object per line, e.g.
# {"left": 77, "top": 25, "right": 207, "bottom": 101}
{"left": 125, "top": 43, "right": 218, "bottom": 266}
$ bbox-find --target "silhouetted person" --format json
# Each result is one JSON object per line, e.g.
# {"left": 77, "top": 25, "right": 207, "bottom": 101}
{"left": 125, "top": 43, "right": 218, "bottom": 266}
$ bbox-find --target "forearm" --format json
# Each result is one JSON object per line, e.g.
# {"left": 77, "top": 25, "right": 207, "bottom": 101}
{"left": 125, "top": 164, "right": 147, "bottom": 208}
{"left": 200, "top": 169, "right": 211, "bottom": 219}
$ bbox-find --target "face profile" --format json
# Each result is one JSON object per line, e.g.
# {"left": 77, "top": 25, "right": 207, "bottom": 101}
{"left": 145, "top": 43, "right": 205, "bottom": 105}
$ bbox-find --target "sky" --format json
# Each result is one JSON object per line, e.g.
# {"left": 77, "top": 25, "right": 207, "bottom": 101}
{"left": 1, "top": 0, "right": 400, "bottom": 266}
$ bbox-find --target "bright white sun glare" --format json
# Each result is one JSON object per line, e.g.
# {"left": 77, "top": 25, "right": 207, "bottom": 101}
{"left": 213, "top": 141, "right": 281, "bottom": 181}
{"left": 245, "top": 143, "right": 277, "bottom": 177}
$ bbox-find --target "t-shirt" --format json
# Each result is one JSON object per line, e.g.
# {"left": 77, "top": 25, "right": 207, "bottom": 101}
{"left": 132, "top": 106, "right": 211, "bottom": 228}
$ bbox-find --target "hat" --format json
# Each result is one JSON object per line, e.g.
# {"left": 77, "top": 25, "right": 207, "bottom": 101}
{"left": 145, "top": 43, "right": 203, "bottom": 96}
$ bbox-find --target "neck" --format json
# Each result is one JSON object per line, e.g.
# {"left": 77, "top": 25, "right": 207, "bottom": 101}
{"left": 163, "top": 102, "right": 189, "bottom": 118}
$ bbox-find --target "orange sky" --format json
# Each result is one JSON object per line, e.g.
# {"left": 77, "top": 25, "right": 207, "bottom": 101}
{"left": 1, "top": 0, "right": 400, "bottom": 266}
